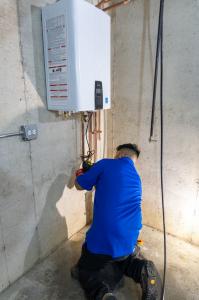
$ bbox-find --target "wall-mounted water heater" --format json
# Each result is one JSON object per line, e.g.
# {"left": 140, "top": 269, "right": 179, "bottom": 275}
{"left": 42, "top": 0, "right": 111, "bottom": 112}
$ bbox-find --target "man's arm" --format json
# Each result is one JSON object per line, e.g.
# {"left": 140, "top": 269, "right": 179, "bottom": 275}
{"left": 75, "top": 159, "right": 104, "bottom": 191}
{"left": 75, "top": 180, "right": 84, "bottom": 190}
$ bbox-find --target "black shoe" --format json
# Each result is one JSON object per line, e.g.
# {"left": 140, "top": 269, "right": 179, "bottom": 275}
{"left": 102, "top": 293, "right": 118, "bottom": 300}
{"left": 70, "top": 265, "right": 79, "bottom": 280}
{"left": 140, "top": 260, "right": 162, "bottom": 300}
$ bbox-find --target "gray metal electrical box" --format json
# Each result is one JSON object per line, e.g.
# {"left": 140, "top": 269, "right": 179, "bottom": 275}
{"left": 20, "top": 124, "right": 38, "bottom": 141}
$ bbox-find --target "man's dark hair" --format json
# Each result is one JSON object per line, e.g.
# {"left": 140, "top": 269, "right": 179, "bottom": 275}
{"left": 116, "top": 143, "right": 141, "bottom": 158}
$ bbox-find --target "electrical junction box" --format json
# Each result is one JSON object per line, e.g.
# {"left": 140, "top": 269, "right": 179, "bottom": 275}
{"left": 20, "top": 124, "right": 38, "bottom": 141}
{"left": 42, "top": 0, "right": 111, "bottom": 112}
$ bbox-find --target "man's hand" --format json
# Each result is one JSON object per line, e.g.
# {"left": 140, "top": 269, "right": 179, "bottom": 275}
{"left": 75, "top": 168, "right": 85, "bottom": 190}
{"left": 74, "top": 161, "right": 94, "bottom": 191}
{"left": 76, "top": 168, "right": 84, "bottom": 177}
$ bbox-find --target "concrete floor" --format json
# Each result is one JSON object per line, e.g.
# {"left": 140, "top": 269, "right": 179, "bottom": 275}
{"left": 0, "top": 226, "right": 198, "bottom": 300}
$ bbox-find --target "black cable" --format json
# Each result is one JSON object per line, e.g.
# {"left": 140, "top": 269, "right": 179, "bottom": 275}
{"left": 84, "top": 112, "right": 94, "bottom": 160}
{"left": 149, "top": 0, "right": 166, "bottom": 298}
{"left": 149, "top": 0, "right": 165, "bottom": 141}
{"left": 85, "top": 112, "right": 93, "bottom": 153}
{"left": 160, "top": 2, "right": 166, "bottom": 299}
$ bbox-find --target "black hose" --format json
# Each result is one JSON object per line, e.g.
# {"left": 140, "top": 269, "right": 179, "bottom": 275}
{"left": 160, "top": 2, "right": 166, "bottom": 299}
{"left": 84, "top": 112, "right": 95, "bottom": 160}
{"left": 149, "top": 0, "right": 166, "bottom": 299}
{"left": 149, "top": 0, "right": 165, "bottom": 141}
{"left": 85, "top": 112, "right": 93, "bottom": 154}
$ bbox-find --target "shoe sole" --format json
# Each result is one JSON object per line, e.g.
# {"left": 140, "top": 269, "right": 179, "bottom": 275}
{"left": 141, "top": 261, "right": 162, "bottom": 300}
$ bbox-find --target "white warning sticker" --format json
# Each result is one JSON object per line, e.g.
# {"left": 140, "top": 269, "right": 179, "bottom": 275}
{"left": 46, "top": 15, "right": 68, "bottom": 101}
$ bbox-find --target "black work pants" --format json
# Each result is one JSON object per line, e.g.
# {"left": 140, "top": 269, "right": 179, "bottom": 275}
{"left": 77, "top": 244, "right": 147, "bottom": 300}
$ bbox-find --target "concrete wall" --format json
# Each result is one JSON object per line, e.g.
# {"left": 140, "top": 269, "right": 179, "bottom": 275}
{"left": 0, "top": 0, "right": 91, "bottom": 292}
{"left": 108, "top": 0, "right": 199, "bottom": 245}
{"left": 1, "top": 0, "right": 198, "bottom": 294}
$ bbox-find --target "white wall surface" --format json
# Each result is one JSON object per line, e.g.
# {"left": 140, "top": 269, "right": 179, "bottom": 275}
{"left": 0, "top": 0, "right": 91, "bottom": 292}
{"left": 108, "top": 0, "right": 199, "bottom": 245}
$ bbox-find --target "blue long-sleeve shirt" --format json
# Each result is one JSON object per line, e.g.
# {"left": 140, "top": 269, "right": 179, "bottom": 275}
{"left": 77, "top": 157, "right": 142, "bottom": 258}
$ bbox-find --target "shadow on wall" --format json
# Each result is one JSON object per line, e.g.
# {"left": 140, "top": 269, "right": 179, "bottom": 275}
{"left": 67, "top": 169, "right": 93, "bottom": 225}
{"left": 22, "top": 174, "right": 69, "bottom": 288}
{"left": 17, "top": 173, "right": 89, "bottom": 300}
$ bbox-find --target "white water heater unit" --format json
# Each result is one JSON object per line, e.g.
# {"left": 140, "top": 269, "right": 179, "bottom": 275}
{"left": 42, "top": 0, "right": 111, "bottom": 112}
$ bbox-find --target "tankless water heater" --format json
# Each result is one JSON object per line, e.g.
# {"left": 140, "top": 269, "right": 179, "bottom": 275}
{"left": 42, "top": 0, "right": 111, "bottom": 112}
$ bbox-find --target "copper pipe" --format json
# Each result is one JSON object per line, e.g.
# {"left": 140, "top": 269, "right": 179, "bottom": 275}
{"left": 103, "top": 110, "right": 107, "bottom": 158}
{"left": 89, "top": 112, "right": 93, "bottom": 161}
{"left": 94, "top": 112, "right": 98, "bottom": 162}
{"left": 91, "top": 113, "right": 95, "bottom": 162}
{"left": 98, "top": 111, "right": 101, "bottom": 140}
{"left": 103, "top": 0, "right": 130, "bottom": 11}
{"left": 81, "top": 114, "right": 85, "bottom": 159}
{"left": 96, "top": 0, "right": 112, "bottom": 8}
{"left": 91, "top": 113, "right": 94, "bottom": 161}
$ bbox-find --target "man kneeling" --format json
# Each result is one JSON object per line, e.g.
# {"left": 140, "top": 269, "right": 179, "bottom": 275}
{"left": 72, "top": 144, "right": 161, "bottom": 300}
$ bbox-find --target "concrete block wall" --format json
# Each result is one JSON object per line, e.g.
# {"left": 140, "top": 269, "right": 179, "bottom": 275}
{"left": 0, "top": 0, "right": 91, "bottom": 292}
{"left": 108, "top": 0, "right": 199, "bottom": 245}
